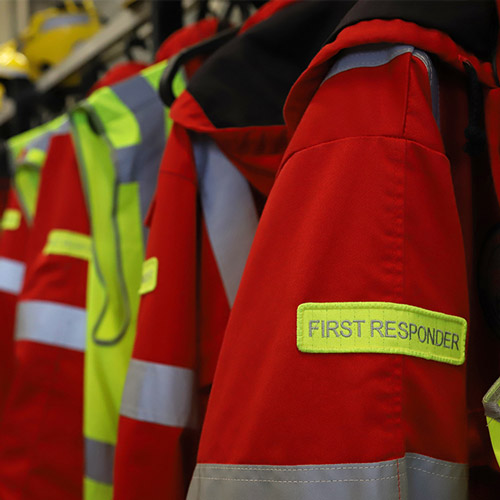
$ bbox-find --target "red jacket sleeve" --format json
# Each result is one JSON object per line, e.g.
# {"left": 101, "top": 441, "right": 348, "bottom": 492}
{"left": 188, "top": 46, "right": 479, "bottom": 499}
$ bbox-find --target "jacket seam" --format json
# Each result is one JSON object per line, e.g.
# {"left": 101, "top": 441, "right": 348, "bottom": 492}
{"left": 282, "top": 135, "right": 447, "bottom": 169}
{"left": 401, "top": 51, "right": 413, "bottom": 137}
{"left": 159, "top": 169, "right": 197, "bottom": 187}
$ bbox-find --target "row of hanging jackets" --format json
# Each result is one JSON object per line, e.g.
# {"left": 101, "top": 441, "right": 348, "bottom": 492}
{"left": 1, "top": 1, "right": 500, "bottom": 499}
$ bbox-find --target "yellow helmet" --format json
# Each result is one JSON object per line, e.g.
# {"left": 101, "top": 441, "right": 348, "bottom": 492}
{"left": 0, "top": 40, "right": 32, "bottom": 80}
{"left": 0, "top": 1, "right": 100, "bottom": 83}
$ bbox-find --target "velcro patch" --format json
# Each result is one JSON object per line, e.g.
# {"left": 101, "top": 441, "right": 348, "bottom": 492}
{"left": 1, "top": 209, "right": 21, "bottom": 231}
{"left": 43, "top": 229, "right": 92, "bottom": 261}
{"left": 139, "top": 257, "right": 158, "bottom": 295}
{"left": 297, "top": 302, "right": 466, "bottom": 365}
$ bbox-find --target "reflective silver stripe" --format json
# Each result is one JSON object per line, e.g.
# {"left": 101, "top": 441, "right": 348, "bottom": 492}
{"left": 0, "top": 257, "right": 25, "bottom": 294}
{"left": 187, "top": 453, "right": 467, "bottom": 500}
{"left": 324, "top": 44, "right": 440, "bottom": 125}
{"left": 110, "top": 76, "right": 166, "bottom": 245}
{"left": 193, "top": 136, "right": 259, "bottom": 307}
{"left": 15, "top": 300, "right": 86, "bottom": 351}
{"left": 26, "top": 120, "right": 70, "bottom": 156}
{"left": 120, "top": 358, "right": 197, "bottom": 428}
{"left": 85, "top": 437, "right": 115, "bottom": 486}
{"left": 413, "top": 50, "right": 440, "bottom": 128}
{"left": 41, "top": 13, "right": 91, "bottom": 32}
{"left": 483, "top": 376, "right": 500, "bottom": 422}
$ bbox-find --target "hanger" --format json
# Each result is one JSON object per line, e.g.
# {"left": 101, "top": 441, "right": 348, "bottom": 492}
{"left": 159, "top": 26, "right": 239, "bottom": 107}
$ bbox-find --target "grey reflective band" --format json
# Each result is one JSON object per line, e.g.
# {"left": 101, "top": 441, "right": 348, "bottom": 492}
{"left": 483, "top": 376, "right": 500, "bottom": 422}
{"left": 187, "top": 453, "right": 467, "bottom": 500}
{"left": 27, "top": 119, "right": 70, "bottom": 156}
{"left": 120, "top": 359, "right": 197, "bottom": 428}
{"left": 85, "top": 437, "right": 115, "bottom": 486}
{"left": 15, "top": 300, "right": 86, "bottom": 351}
{"left": 41, "top": 13, "right": 91, "bottom": 32}
{"left": 324, "top": 44, "right": 440, "bottom": 125}
{"left": 413, "top": 50, "right": 440, "bottom": 127}
{"left": 193, "top": 136, "right": 259, "bottom": 307}
{"left": 0, "top": 257, "right": 25, "bottom": 294}
{"left": 109, "top": 76, "right": 166, "bottom": 245}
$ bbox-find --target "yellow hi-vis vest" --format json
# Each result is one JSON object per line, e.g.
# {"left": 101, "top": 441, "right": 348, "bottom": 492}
{"left": 69, "top": 61, "right": 184, "bottom": 500}
{"left": 7, "top": 115, "right": 69, "bottom": 223}
{"left": 483, "top": 376, "right": 500, "bottom": 467}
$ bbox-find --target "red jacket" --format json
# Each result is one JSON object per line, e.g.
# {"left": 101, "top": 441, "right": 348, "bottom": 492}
{"left": 188, "top": 2, "right": 500, "bottom": 499}
{"left": 0, "top": 189, "right": 29, "bottom": 414}
{"left": 112, "top": 2, "right": 358, "bottom": 499}
{"left": 0, "top": 134, "right": 89, "bottom": 500}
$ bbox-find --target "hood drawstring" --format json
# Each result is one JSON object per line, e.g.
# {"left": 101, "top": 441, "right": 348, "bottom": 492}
{"left": 463, "top": 61, "right": 487, "bottom": 157}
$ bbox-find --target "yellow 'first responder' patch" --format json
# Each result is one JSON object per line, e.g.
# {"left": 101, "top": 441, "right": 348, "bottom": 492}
{"left": 43, "top": 229, "right": 92, "bottom": 261}
{"left": 139, "top": 257, "right": 158, "bottom": 295}
{"left": 297, "top": 302, "right": 466, "bottom": 365}
{"left": 1, "top": 209, "right": 21, "bottom": 231}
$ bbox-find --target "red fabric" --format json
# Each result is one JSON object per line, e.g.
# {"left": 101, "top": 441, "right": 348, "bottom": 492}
{"left": 0, "top": 189, "right": 29, "bottom": 416}
{"left": 285, "top": 18, "right": 497, "bottom": 136}
{"left": 89, "top": 61, "right": 148, "bottom": 94}
{"left": 114, "top": 6, "right": 294, "bottom": 497}
{"left": 193, "top": 19, "right": 500, "bottom": 500}
{"left": 171, "top": 91, "right": 286, "bottom": 195}
{"left": 0, "top": 177, "right": 9, "bottom": 216}
{"left": 0, "top": 134, "right": 89, "bottom": 500}
{"left": 155, "top": 18, "right": 219, "bottom": 79}
{"left": 114, "top": 84, "right": 286, "bottom": 500}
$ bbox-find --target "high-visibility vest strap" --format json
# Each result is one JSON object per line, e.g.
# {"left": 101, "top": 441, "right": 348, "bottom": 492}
{"left": 70, "top": 61, "right": 182, "bottom": 500}
{"left": 483, "top": 376, "right": 500, "bottom": 467}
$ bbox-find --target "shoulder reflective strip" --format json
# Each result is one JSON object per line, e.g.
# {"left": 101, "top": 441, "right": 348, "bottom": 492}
{"left": 111, "top": 75, "right": 166, "bottom": 244}
{"left": 85, "top": 437, "right": 115, "bottom": 486}
{"left": 41, "top": 13, "right": 91, "bottom": 32}
{"left": 323, "top": 44, "right": 440, "bottom": 125}
{"left": 43, "top": 229, "right": 92, "bottom": 261}
{"left": 187, "top": 453, "right": 467, "bottom": 500}
{"left": 0, "top": 257, "right": 25, "bottom": 294}
{"left": 120, "top": 359, "right": 197, "bottom": 428}
{"left": 413, "top": 50, "right": 440, "bottom": 127}
{"left": 23, "top": 148, "right": 46, "bottom": 168}
{"left": 138, "top": 257, "right": 158, "bottom": 295}
{"left": 1, "top": 208, "right": 21, "bottom": 230}
{"left": 297, "top": 302, "right": 466, "bottom": 365}
{"left": 193, "top": 136, "right": 259, "bottom": 307}
{"left": 483, "top": 377, "right": 500, "bottom": 466}
{"left": 21, "top": 120, "right": 70, "bottom": 159}
{"left": 15, "top": 300, "right": 86, "bottom": 351}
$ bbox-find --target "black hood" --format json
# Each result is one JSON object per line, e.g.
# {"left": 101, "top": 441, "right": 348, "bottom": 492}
{"left": 187, "top": 0, "right": 356, "bottom": 129}
{"left": 330, "top": 0, "right": 498, "bottom": 63}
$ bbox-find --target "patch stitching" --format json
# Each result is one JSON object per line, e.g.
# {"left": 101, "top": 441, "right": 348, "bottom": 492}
{"left": 297, "top": 302, "right": 466, "bottom": 365}
{"left": 43, "top": 229, "right": 91, "bottom": 261}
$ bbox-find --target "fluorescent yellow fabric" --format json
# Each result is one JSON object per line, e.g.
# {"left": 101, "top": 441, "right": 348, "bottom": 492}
{"left": 84, "top": 477, "right": 113, "bottom": 500}
{"left": 297, "top": 302, "right": 467, "bottom": 365}
{"left": 89, "top": 86, "right": 140, "bottom": 149}
{"left": 483, "top": 377, "right": 500, "bottom": 467}
{"left": 1, "top": 209, "right": 21, "bottom": 230}
{"left": 139, "top": 257, "right": 158, "bottom": 295}
{"left": 70, "top": 61, "right": 179, "bottom": 500}
{"left": 43, "top": 229, "right": 91, "bottom": 260}
{"left": 8, "top": 115, "right": 67, "bottom": 223}
{"left": 487, "top": 417, "right": 500, "bottom": 467}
